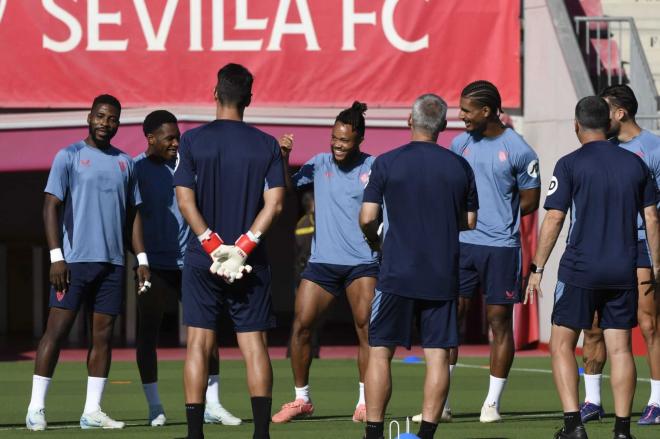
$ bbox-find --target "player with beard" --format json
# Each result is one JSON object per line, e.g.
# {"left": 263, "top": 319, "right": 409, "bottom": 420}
{"left": 272, "top": 102, "right": 378, "bottom": 424}
{"left": 580, "top": 85, "right": 660, "bottom": 426}
{"left": 26, "top": 94, "right": 147, "bottom": 431}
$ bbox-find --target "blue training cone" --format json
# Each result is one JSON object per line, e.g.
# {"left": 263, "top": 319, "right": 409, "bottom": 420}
{"left": 396, "top": 434, "right": 420, "bottom": 439}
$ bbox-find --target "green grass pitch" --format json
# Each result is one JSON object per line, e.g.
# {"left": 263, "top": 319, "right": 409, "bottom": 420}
{"left": 0, "top": 356, "right": 657, "bottom": 438}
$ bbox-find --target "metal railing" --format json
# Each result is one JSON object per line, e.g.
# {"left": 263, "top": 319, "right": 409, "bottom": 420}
{"left": 574, "top": 16, "right": 659, "bottom": 130}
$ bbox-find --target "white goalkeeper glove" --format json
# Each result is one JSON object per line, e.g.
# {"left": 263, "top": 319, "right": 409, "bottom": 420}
{"left": 199, "top": 229, "right": 232, "bottom": 274}
{"left": 216, "top": 231, "right": 260, "bottom": 283}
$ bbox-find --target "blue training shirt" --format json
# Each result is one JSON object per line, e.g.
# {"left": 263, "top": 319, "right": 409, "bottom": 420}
{"left": 172, "top": 120, "right": 285, "bottom": 270}
{"left": 134, "top": 152, "right": 190, "bottom": 270}
{"left": 544, "top": 140, "right": 658, "bottom": 289}
{"left": 363, "top": 141, "right": 479, "bottom": 301}
{"left": 451, "top": 128, "right": 540, "bottom": 247}
{"left": 293, "top": 152, "right": 378, "bottom": 266}
{"left": 614, "top": 129, "right": 660, "bottom": 241}
{"left": 44, "top": 140, "right": 141, "bottom": 266}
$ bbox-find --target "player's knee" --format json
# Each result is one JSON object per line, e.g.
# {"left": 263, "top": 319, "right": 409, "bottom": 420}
{"left": 638, "top": 311, "right": 658, "bottom": 341}
{"left": 291, "top": 319, "right": 313, "bottom": 341}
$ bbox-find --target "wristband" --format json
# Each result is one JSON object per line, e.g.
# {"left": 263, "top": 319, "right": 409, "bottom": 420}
{"left": 197, "top": 228, "right": 212, "bottom": 242}
{"left": 50, "top": 248, "right": 64, "bottom": 263}
{"left": 136, "top": 252, "right": 149, "bottom": 266}
{"left": 200, "top": 231, "right": 224, "bottom": 254}
{"left": 235, "top": 231, "right": 260, "bottom": 256}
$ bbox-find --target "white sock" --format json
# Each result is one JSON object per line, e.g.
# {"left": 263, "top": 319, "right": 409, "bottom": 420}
{"left": 583, "top": 373, "right": 602, "bottom": 406}
{"left": 357, "top": 382, "right": 365, "bottom": 407}
{"left": 445, "top": 365, "right": 455, "bottom": 411}
{"left": 648, "top": 379, "right": 660, "bottom": 406}
{"left": 295, "top": 385, "right": 310, "bottom": 403}
{"left": 83, "top": 377, "right": 107, "bottom": 414}
{"left": 142, "top": 382, "right": 161, "bottom": 407}
{"left": 206, "top": 375, "right": 220, "bottom": 405}
{"left": 484, "top": 375, "right": 507, "bottom": 408}
{"left": 28, "top": 375, "right": 51, "bottom": 411}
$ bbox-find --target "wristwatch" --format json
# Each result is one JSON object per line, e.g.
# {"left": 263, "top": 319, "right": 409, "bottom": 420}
{"left": 529, "top": 263, "right": 544, "bottom": 274}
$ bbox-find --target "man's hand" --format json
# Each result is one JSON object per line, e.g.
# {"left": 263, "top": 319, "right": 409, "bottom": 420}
{"left": 137, "top": 265, "right": 151, "bottom": 294}
{"left": 214, "top": 246, "right": 253, "bottom": 283}
{"left": 50, "top": 260, "right": 69, "bottom": 294}
{"left": 524, "top": 272, "right": 543, "bottom": 305}
{"left": 279, "top": 133, "right": 293, "bottom": 158}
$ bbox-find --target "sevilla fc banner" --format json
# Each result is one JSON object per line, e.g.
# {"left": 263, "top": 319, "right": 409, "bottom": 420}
{"left": 0, "top": 0, "right": 520, "bottom": 108}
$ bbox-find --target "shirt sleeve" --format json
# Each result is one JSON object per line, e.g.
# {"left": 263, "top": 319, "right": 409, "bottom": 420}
{"left": 363, "top": 156, "right": 386, "bottom": 204}
{"left": 464, "top": 160, "right": 479, "bottom": 211}
{"left": 128, "top": 159, "right": 142, "bottom": 207}
{"left": 511, "top": 141, "right": 541, "bottom": 190}
{"left": 264, "top": 139, "right": 285, "bottom": 190}
{"left": 641, "top": 161, "right": 659, "bottom": 208}
{"left": 291, "top": 155, "right": 317, "bottom": 189}
{"left": 172, "top": 133, "right": 195, "bottom": 189}
{"left": 544, "top": 158, "right": 572, "bottom": 212}
{"left": 44, "top": 149, "right": 70, "bottom": 201}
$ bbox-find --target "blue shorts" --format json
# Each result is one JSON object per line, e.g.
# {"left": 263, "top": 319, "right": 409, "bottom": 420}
{"left": 458, "top": 243, "right": 522, "bottom": 304}
{"left": 49, "top": 262, "right": 125, "bottom": 316}
{"left": 301, "top": 262, "right": 379, "bottom": 297}
{"left": 551, "top": 281, "right": 638, "bottom": 330}
{"left": 369, "top": 290, "right": 458, "bottom": 349}
{"left": 182, "top": 265, "right": 275, "bottom": 332}
{"left": 637, "top": 240, "right": 652, "bottom": 269}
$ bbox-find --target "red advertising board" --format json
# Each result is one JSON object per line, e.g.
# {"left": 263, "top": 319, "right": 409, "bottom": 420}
{"left": 0, "top": 0, "right": 520, "bottom": 108}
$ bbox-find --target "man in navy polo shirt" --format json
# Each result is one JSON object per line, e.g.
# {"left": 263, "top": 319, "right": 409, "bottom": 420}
{"left": 360, "top": 94, "right": 478, "bottom": 439}
{"left": 26, "top": 94, "right": 147, "bottom": 431}
{"left": 174, "top": 64, "right": 285, "bottom": 439}
{"left": 526, "top": 96, "right": 660, "bottom": 439}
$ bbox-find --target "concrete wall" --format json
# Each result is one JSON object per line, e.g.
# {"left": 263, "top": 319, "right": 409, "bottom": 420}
{"left": 523, "top": 0, "right": 593, "bottom": 343}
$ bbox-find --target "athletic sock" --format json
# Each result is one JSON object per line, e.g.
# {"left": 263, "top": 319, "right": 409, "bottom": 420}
{"left": 83, "top": 376, "right": 107, "bottom": 414}
{"left": 357, "top": 382, "right": 365, "bottom": 407}
{"left": 614, "top": 416, "right": 631, "bottom": 437}
{"left": 185, "top": 403, "right": 204, "bottom": 439}
{"left": 28, "top": 375, "right": 51, "bottom": 411}
{"left": 251, "top": 397, "right": 271, "bottom": 439}
{"left": 648, "top": 379, "right": 660, "bottom": 406}
{"left": 484, "top": 375, "right": 507, "bottom": 408}
{"left": 583, "top": 373, "right": 602, "bottom": 406}
{"left": 206, "top": 374, "right": 220, "bottom": 405}
{"left": 563, "top": 411, "right": 582, "bottom": 433}
{"left": 417, "top": 420, "right": 438, "bottom": 439}
{"left": 142, "top": 382, "right": 161, "bottom": 407}
{"left": 294, "top": 385, "right": 310, "bottom": 403}
{"left": 445, "top": 364, "right": 455, "bottom": 411}
{"left": 365, "top": 421, "right": 384, "bottom": 439}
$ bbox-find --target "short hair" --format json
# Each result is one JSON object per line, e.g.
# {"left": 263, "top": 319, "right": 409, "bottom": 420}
{"left": 598, "top": 84, "right": 638, "bottom": 117}
{"left": 216, "top": 63, "right": 253, "bottom": 108}
{"left": 335, "top": 101, "right": 368, "bottom": 140}
{"left": 91, "top": 94, "right": 121, "bottom": 115}
{"left": 411, "top": 94, "right": 448, "bottom": 137}
{"left": 142, "top": 110, "right": 178, "bottom": 136}
{"left": 575, "top": 96, "right": 610, "bottom": 131}
{"left": 461, "top": 80, "right": 502, "bottom": 116}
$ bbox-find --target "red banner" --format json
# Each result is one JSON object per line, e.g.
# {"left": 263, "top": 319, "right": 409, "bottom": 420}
{"left": 0, "top": 0, "right": 520, "bottom": 108}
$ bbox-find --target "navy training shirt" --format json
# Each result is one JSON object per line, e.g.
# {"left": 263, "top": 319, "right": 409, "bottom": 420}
{"left": 172, "top": 120, "right": 285, "bottom": 270}
{"left": 363, "top": 141, "right": 479, "bottom": 301}
{"left": 544, "top": 140, "right": 658, "bottom": 289}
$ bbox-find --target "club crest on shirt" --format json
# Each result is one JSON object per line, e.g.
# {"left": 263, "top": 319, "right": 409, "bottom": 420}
{"left": 462, "top": 148, "right": 470, "bottom": 157}
{"left": 527, "top": 159, "right": 539, "bottom": 179}
{"left": 498, "top": 151, "right": 508, "bottom": 162}
{"left": 80, "top": 159, "right": 91, "bottom": 167}
{"left": 636, "top": 150, "right": 645, "bottom": 158}
{"left": 360, "top": 172, "right": 370, "bottom": 186}
{"left": 547, "top": 176, "right": 558, "bottom": 196}
{"left": 118, "top": 160, "right": 127, "bottom": 172}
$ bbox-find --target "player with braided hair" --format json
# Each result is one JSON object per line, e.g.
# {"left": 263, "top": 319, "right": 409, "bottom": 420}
{"left": 442, "top": 80, "right": 539, "bottom": 423}
{"left": 272, "top": 101, "right": 379, "bottom": 424}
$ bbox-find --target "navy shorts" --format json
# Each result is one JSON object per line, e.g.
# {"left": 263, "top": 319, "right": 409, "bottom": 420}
{"left": 369, "top": 290, "right": 458, "bottom": 349}
{"left": 301, "top": 262, "right": 379, "bottom": 297}
{"left": 182, "top": 265, "right": 275, "bottom": 332}
{"left": 49, "top": 262, "right": 125, "bottom": 316}
{"left": 637, "top": 240, "right": 652, "bottom": 269}
{"left": 458, "top": 243, "right": 522, "bottom": 304}
{"left": 551, "top": 281, "right": 638, "bottom": 330}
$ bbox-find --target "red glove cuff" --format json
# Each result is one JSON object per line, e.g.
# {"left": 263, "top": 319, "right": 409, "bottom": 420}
{"left": 201, "top": 232, "right": 224, "bottom": 255}
{"left": 235, "top": 233, "right": 258, "bottom": 256}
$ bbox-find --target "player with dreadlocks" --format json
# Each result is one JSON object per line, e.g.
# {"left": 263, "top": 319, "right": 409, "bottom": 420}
{"left": 272, "top": 102, "right": 379, "bottom": 424}
{"left": 413, "top": 81, "right": 541, "bottom": 423}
